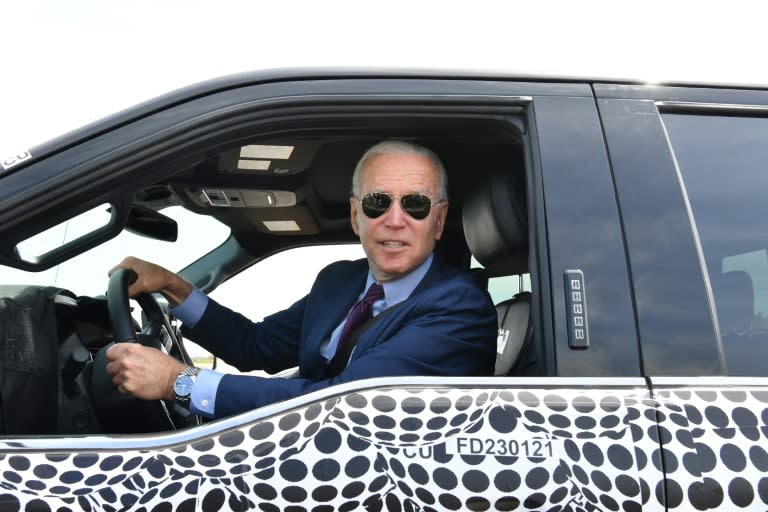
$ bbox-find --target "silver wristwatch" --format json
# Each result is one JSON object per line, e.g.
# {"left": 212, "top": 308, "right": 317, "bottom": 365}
{"left": 173, "top": 366, "right": 201, "bottom": 403}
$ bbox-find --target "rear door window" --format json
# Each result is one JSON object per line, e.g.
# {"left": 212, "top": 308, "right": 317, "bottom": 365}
{"left": 663, "top": 113, "right": 768, "bottom": 375}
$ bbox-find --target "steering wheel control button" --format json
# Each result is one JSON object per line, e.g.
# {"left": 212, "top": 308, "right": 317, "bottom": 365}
{"left": 173, "top": 366, "right": 201, "bottom": 404}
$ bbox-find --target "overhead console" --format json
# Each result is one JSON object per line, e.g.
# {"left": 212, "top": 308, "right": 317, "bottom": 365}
{"left": 199, "top": 188, "right": 297, "bottom": 208}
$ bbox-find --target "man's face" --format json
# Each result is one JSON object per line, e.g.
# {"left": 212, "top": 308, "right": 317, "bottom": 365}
{"left": 350, "top": 152, "right": 448, "bottom": 282}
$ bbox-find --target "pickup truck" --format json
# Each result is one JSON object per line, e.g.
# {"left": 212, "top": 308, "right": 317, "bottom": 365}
{"left": 0, "top": 72, "right": 766, "bottom": 511}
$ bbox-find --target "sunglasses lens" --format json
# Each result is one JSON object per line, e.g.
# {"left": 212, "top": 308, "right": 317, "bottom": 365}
{"left": 401, "top": 194, "right": 431, "bottom": 219}
{"left": 361, "top": 193, "right": 392, "bottom": 218}
{"left": 360, "top": 193, "right": 433, "bottom": 219}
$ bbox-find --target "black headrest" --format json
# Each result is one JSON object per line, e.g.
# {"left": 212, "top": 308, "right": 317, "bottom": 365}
{"left": 462, "top": 171, "right": 528, "bottom": 273}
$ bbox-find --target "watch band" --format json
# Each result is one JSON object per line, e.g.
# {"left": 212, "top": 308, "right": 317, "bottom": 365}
{"left": 180, "top": 366, "right": 201, "bottom": 378}
{"left": 173, "top": 366, "right": 201, "bottom": 403}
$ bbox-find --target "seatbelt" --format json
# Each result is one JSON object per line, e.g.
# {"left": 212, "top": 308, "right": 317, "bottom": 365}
{"left": 323, "top": 303, "right": 403, "bottom": 379}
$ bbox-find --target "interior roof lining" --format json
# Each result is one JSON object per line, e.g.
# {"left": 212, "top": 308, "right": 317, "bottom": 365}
{"left": 138, "top": 112, "right": 528, "bottom": 265}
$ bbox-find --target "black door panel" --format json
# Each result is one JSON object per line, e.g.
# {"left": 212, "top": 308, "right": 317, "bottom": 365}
{"left": 532, "top": 95, "right": 639, "bottom": 376}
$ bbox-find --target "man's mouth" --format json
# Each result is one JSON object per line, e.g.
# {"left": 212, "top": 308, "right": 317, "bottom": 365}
{"left": 381, "top": 241, "right": 406, "bottom": 249}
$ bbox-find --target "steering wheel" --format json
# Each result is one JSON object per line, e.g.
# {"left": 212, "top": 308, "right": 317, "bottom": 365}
{"left": 91, "top": 268, "right": 201, "bottom": 433}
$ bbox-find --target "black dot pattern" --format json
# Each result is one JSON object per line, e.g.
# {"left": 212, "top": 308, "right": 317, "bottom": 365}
{"left": 650, "top": 386, "right": 768, "bottom": 510}
{"left": 0, "top": 384, "right": 765, "bottom": 510}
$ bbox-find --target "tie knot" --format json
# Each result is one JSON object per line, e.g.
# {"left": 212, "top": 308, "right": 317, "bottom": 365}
{"left": 362, "top": 283, "right": 384, "bottom": 304}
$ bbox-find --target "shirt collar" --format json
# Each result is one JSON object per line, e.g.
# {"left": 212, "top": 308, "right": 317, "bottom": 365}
{"left": 364, "top": 253, "right": 433, "bottom": 308}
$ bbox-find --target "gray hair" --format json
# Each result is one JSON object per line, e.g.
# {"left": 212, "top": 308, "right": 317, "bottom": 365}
{"left": 351, "top": 140, "right": 448, "bottom": 201}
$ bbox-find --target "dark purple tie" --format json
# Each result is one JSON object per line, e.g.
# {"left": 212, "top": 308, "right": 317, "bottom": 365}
{"left": 335, "top": 283, "right": 385, "bottom": 356}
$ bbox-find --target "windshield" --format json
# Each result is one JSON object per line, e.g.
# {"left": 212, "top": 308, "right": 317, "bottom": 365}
{"left": 0, "top": 206, "right": 230, "bottom": 297}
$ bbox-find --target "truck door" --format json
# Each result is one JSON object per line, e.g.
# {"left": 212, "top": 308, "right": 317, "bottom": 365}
{"left": 597, "top": 83, "right": 768, "bottom": 510}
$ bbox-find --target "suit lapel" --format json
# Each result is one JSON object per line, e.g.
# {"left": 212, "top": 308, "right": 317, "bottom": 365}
{"left": 301, "top": 259, "right": 368, "bottom": 378}
{"left": 350, "top": 257, "right": 445, "bottom": 358}
{"left": 313, "top": 277, "right": 366, "bottom": 341}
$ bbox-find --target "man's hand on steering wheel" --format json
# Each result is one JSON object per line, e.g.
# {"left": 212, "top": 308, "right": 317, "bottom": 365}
{"left": 109, "top": 256, "right": 193, "bottom": 307}
{"left": 106, "top": 343, "right": 186, "bottom": 400}
{"left": 95, "top": 262, "right": 203, "bottom": 431}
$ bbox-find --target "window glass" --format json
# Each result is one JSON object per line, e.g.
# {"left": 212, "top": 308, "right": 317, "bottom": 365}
{"left": 0, "top": 206, "right": 230, "bottom": 297}
{"left": 470, "top": 256, "right": 530, "bottom": 304}
{"left": 203, "top": 244, "right": 366, "bottom": 375}
{"left": 663, "top": 113, "right": 768, "bottom": 375}
{"left": 16, "top": 203, "right": 112, "bottom": 262}
{"left": 486, "top": 275, "right": 531, "bottom": 304}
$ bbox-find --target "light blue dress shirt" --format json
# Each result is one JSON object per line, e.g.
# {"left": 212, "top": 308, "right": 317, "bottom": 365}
{"left": 171, "top": 254, "right": 433, "bottom": 417}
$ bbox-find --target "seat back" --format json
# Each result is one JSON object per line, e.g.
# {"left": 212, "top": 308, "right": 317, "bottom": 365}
{"left": 462, "top": 170, "right": 530, "bottom": 375}
{"left": 495, "top": 291, "right": 532, "bottom": 375}
{"left": 715, "top": 270, "right": 754, "bottom": 335}
{"left": 0, "top": 286, "right": 63, "bottom": 434}
{"left": 712, "top": 269, "right": 766, "bottom": 374}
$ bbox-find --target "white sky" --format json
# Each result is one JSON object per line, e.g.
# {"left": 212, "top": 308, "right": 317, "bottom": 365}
{"left": 1, "top": 0, "right": 767, "bottom": 157}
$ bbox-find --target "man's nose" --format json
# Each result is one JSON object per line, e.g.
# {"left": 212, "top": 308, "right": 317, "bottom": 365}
{"left": 383, "top": 199, "right": 407, "bottom": 226}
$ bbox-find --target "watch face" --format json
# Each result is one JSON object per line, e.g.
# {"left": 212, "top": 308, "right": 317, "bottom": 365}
{"left": 174, "top": 374, "right": 194, "bottom": 397}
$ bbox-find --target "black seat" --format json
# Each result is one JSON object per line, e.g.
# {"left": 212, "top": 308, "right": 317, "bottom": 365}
{"left": 0, "top": 285, "right": 66, "bottom": 434}
{"left": 713, "top": 269, "right": 765, "bottom": 375}
{"left": 462, "top": 170, "right": 530, "bottom": 375}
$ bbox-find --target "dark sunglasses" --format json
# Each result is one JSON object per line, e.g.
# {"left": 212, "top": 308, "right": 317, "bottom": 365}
{"left": 357, "top": 192, "right": 443, "bottom": 220}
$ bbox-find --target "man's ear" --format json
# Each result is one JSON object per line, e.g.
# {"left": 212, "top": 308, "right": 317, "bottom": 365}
{"left": 350, "top": 197, "right": 360, "bottom": 236}
{"left": 434, "top": 202, "right": 449, "bottom": 240}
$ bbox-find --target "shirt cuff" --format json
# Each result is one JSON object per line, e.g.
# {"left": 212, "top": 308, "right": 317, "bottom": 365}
{"left": 169, "top": 287, "right": 208, "bottom": 328}
{"left": 190, "top": 369, "right": 223, "bottom": 418}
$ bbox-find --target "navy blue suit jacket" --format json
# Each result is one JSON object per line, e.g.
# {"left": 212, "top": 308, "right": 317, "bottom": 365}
{"left": 183, "top": 256, "right": 498, "bottom": 418}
